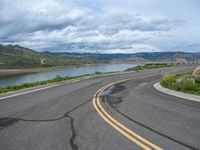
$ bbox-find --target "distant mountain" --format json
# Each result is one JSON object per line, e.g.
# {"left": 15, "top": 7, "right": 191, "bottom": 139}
{"left": 1, "top": 44, "right": 199, "bottom": 69}
{"left": 51, "top": 52, "right": 200, "bottom": 62}
{"left": 51, "top": 52, "right": 130, "bottom": 60}
{"left": 0, "top": 45, "right": 100, "bottom": 69}
{"left": 132, "top": 52, "right": 200, "bottom": 61}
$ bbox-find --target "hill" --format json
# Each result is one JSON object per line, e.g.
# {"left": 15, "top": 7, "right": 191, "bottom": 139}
{"left": 132, "top": 52, "right": 200, "bottom": 61}
{"left": 52, "top": 52, "right": 130, "bottom": 60}
{"left": 1, "top": 44, "right": 199, "bottom": 69}
{"left": 51, "top": 52, "right": 200, "bottom": 62}
{"left": 0, "top": 44, "right": 100, "bottom": 69}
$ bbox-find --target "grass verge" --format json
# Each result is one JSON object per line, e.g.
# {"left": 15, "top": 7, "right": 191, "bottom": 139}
{"left": 160, "top": 72, "right": 200, "bottom": 96}
{"left": 0, "top": 63, "right": 177, "bottom": 94}
{"left": 0, "top": 71, "right": 119, "bottom": 94}
{"left": 0, "top": 75, "right": 79, "bottom": 94}
{"left": 125, "top": 63, "right": 175, "bottom": 72}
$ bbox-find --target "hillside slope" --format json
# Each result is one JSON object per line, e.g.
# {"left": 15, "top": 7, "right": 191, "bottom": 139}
{"left": 133, "top": 52, "right": 200, "bottom": 61}
{"left": 52, "top": 52, "right": 200, "bottom": 62}
{"left": 0, "top": 45, "right": 99, "bottom": 69}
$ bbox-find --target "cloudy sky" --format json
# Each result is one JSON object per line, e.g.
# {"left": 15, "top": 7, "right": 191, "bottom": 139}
{"left": 0, "top": 0, "right": 200, "bottom": 53}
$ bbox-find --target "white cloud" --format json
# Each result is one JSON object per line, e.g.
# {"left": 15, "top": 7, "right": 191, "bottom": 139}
{"left": 0, "top": 0, "right": 85, "bottom": 38}
{"left": 0, "top": 0, "right": 199, "bottom": 53}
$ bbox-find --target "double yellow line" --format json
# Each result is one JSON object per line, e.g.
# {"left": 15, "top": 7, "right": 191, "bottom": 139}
{"left": 92, "top": 79, "right": 163, "bottom": 150}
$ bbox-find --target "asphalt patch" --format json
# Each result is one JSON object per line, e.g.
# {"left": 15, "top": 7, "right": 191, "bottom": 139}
{"left": 0, "top": 118, "right": 20, "bottom": 130}
{"left": 106, "top": 96, "right": 123, "bottom": 108}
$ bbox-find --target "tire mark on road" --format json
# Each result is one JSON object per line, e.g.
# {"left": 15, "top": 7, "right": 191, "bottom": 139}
{"left": 105, "top": 95, "right": 199, "bottom": 150}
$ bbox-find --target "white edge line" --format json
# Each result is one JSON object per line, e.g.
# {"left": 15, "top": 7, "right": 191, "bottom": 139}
{"left": 0, "top": 71, "right": 133, "bottom": 100}
{"left": 0, "top": 71, "right": 136, "bottom": 100}
{"left": 0, "top": 84, "right": 60, "bottom": 100}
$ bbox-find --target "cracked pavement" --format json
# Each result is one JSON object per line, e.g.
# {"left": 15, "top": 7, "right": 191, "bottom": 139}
{"left": 0, "top": 65, "right": 199, "bottom": 150}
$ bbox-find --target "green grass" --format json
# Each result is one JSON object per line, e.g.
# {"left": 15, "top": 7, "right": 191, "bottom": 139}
{"left": 0, "top": 63, "right": 176, "bottom": 94}
{"left": 125, "top": 63, "right": 175, "bottom": 72}
{"left": 94, "top": 71, "right": 117, "bottom": 75}
{"left": 0, "top": 70, "right": 120, "bottom": 94}
{"left": 95, "top": 71, "right": 102, "bottom": 74}
{"left": 0, "top": 70, "right": 124, "bottom": 94}
{"left": 0, "top": 75, "right": 79, "bottom": 94}
{"left": 160, "top": 72, "right": 200, "bottom": 96}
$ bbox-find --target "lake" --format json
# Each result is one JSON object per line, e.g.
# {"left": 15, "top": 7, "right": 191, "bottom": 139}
{"left": 0, "top": 63, "right": 139, "bottom": 87}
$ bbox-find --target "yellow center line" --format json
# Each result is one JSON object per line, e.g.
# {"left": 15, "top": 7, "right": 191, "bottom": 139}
{"left": 92, "top": 78, "right": 164, "bottom": 150}
{"left": 93, "top": 98, "right": 152, "bottom": 150}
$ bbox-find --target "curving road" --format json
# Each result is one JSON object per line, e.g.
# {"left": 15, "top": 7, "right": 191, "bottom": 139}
{"left": 0, "top": 65, "right": 199, "bottom": 150}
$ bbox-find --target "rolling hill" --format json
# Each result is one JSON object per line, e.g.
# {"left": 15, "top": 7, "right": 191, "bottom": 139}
{"left": 51, "top": 52, "right": 200, "bottom": 62}
{"left": 0, "top": 44, "right": 100, "bottom": 69}
{"left": 1, "top": 44, "right": 200, "bottom": 69}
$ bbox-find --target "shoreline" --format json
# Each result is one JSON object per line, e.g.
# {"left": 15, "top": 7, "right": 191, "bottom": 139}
{"left": 0, "top": 62, "right": 159, "bottom": 76}
{"left": 0, "top": 62, "right": 144, "bottom": 76}
{"left": 0, "top": 64, "right": 180, "bottom": 94}
{"left": 0, "top": 71, "right": 131, "bottom": 95}
{"left": 0, "top": 63, "right": 107, "bottom": 76}
{"left": 0, "top": 67, "right": 73, "bottom": 76}
{"left": 0, "top": 64, "right": 195, "bottom": 97}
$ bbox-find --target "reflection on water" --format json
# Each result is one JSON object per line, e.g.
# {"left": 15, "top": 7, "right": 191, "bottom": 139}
{"left": 0, "top": 63, "right": 138, "bottom": 87}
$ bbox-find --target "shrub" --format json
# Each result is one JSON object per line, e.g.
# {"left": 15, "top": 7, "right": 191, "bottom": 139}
{"left": 52, "top": 75, "right": 63, "bottom": 82}
{"left": 195, "top": 76, "right": 200, "bottom": 84}
{"left": 95, "top": 72, "right": 102, "bottom": 74}
{"left": 41, "top": 64, "right": 52, "bottom": 68}
{"left": 161, "top": 73, "right": 200, "bottom": 95}
{"left": 160, "top": 74, "right": 176, "bottom": 88}
{"left": 176, "top": 75, "right": 196, "bottom": 91}
{"left": 125, "top": 63, "right": 175, "bottom": 72}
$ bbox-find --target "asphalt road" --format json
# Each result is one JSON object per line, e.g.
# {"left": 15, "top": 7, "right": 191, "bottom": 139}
{"left": 0, "top": 65, "right": 199, "bottom": 150}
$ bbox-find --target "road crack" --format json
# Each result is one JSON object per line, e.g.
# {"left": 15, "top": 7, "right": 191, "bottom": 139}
{"left": 104, "top": 96, "right": 199, "bottom": 150}
{"left": 0, "top": 99, "right": 91, "bottom": 150}
{"left": 65, "top": 114, "right": 78, "bottom": 150}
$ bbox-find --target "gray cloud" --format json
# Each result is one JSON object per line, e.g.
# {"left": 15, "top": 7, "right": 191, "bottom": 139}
{"left": 0, "top": 0, "right": 85, "bottom": 38}
{"left": 1, "top": 0, "right": 198, "bottom": 53}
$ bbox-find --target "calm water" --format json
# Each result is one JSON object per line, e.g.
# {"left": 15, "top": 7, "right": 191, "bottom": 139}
{"left": 0, "top": 63, "right": 138, "bottom": 87}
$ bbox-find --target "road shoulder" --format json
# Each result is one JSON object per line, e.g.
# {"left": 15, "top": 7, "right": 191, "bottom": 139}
{"left": 0, "top": 71, "right": 133, "bottom": 100}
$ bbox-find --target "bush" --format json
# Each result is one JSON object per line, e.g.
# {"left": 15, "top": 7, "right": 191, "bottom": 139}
{"left": 160, "top": 74, "right": 176, "bottom": 88}
{"left": 195, "top": 76, "right": 200, "bottom": 84}
{"left": 41, "top": 64, "right": 52, "bottom": 68}
{"left": 95, "top": 72, "right": 102, "bottom": 74}
{"left": 160, "top": 73, "right": 200, "bottom": 95}
{"left": 125, "top": 63, "right": 175, "bottom": 72}
{"left": 176, "top": 75, "right": 196, "bottom": 91}
{"left": 52, "top": 75, "right": 63, "bottom": 82}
